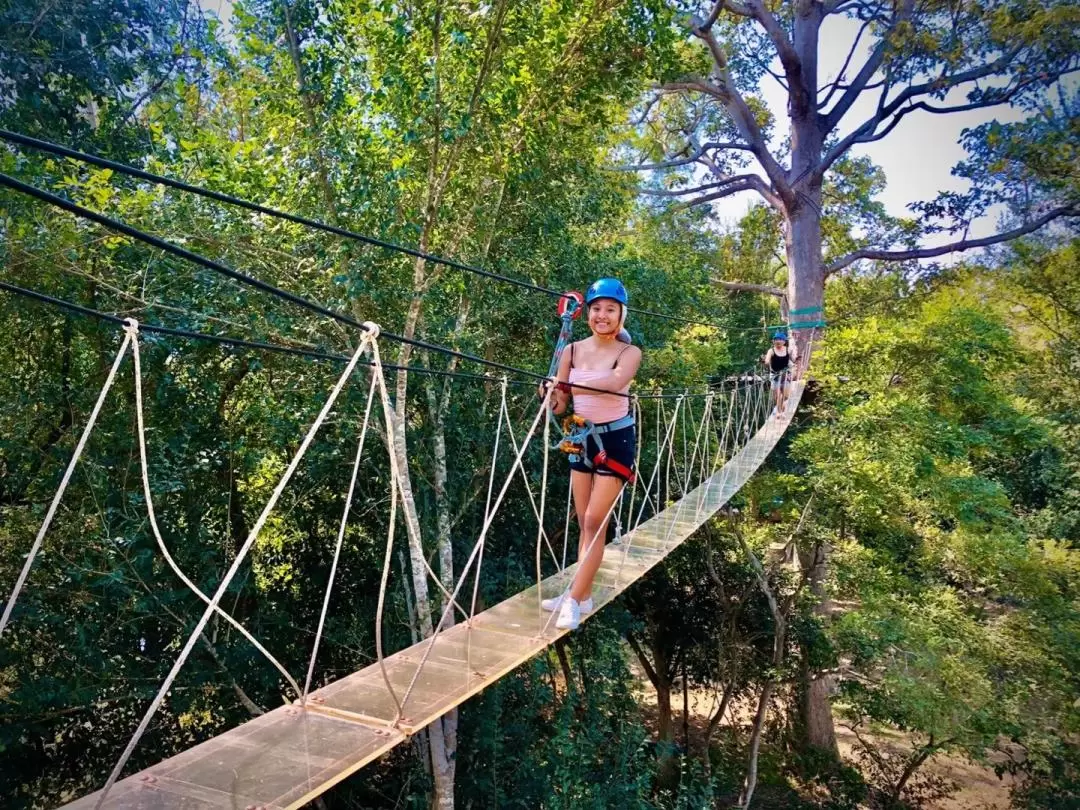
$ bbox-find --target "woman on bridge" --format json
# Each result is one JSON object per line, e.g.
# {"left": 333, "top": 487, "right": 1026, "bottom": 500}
{"left": 543, "top": 278, "right": 642, "bottom": 631}
{"left": 763, "top": 330, "right": 797, "bottom": 417}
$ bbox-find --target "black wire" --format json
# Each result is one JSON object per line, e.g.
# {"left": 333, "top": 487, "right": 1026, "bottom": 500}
{"left": 1, "top": 281, "right": 769, "bottom": 402}
{"left": 0, "top": 130, "right": 739, "bottom": 332}
{"left": 0, "top": 281, "right": 532, "bottom": 385}
{"left": 0, "top": 171, "right": 569, "bottom": 386}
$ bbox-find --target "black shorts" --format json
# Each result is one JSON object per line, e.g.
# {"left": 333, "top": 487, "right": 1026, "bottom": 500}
{"left": 568, "top": 422, "right": 636, "bottom": 482}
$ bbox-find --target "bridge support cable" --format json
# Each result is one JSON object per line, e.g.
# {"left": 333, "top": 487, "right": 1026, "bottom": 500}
{"left": 128, "top": 320, "right": 305, "bottom": 700}
{"left": 469, "top": 377, "right": 510, "bottom": 623}
{"left": 95, "top": 329, "right": 381, "bottom": 808}
{"left": 0, "top": 130, "right": 745, "bottom": 334}
{"left": 0, "top": 326, "right": 135, "bottom": 636}
{"left": 303, "top": 370, "right": 380, "bottom": 704}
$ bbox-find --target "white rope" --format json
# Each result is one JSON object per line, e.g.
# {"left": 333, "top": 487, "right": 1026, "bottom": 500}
{"left": 681, "top": 396, "right": 692, "bottom": 493}
{"left": 610, "top": 397, "right": 686, "bottom": 583}
{"left": 534, "top": 393, "right": 550, "bottom": 619}
{"left": 95, "top": 330, "right": 376, "bottom": 808}
{"left": 684, "top": 393, "right": 713, "bottom": 491}
{"left": 1, "top": 325, "right": 135, "bottom": 636}
{"left": 632, "top": 396, "right": 684, "bottom": 529}
{"left": 626, "top": 396, "right": 656, "bottom": 531}
{"left": 561, "top": 476, "right": 573, "bottom": 571}
{"left": 698, "top": 386, "right": 740, "bottom": 509}
{"left": 302, "top": 369, "right": 378, "bottom": 702}
{"left": 370, "top": 335, "right": 406, "bottom": 718}
{"left": 625, "top": 397, "right": 640, "bottom": 527}
{"left": 470, "top": 378, "right": 509, "bottom": 620}
{"left": 680, "top": 392, "right": 712, "bottom": 495}
{"left": 497, "top": 391, "right": 561, "bottom": 572}
{"left": 669, "top": 390, "right": 691, "bottom": 496}
{"left": 397, "top": 389, "right": 554, "bottom": 715}
{"left": 127, "top": 320, "right": 304, "bottom": 699}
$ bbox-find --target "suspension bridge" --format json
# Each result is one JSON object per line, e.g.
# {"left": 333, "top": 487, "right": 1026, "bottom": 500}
{"left": 0, "top": 132, "right": 816, "bottom": 810}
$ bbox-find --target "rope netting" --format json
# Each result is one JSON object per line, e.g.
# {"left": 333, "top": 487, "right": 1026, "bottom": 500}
{"left": 0, "top": 313, "right": 812, "bottom": 807}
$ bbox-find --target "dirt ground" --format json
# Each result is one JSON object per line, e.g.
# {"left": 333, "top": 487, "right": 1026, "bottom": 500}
{"left": 627, "top": 667, "right": 1017, "bottom": 809}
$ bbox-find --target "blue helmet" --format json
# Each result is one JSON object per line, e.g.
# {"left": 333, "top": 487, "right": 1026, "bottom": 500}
{"left": 585, "top": 278, "right": 628, "bottom": 306}
{"left": 772, "top": 330, "right": 788, "bottom": 341}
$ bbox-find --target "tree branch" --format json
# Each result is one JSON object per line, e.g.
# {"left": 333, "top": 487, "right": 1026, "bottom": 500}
{"left": 697, "top": 0, "right": 754, "bottom": 23}
{"left": 825, "top": 205, "right": 1079, "bottom": 274}
{"left": 823, "top": 0, "right": 914, "bottom": 129}
{"left": 611, "top": 141, "right": 753, "bottom": 172}
{"left": 626, "top": 631, "right": 661, "bottom": 689}
{"left": 744, "top": 0, "right": 807, "bottom": 114}
{"left": 815, "top": 58, "right": 1061, "bottom": 179}
{"left": 685, "top": 24, "right": 796, "bottom": 207}
{"left": 673, "top": 180, "right": 759, "bottom": 209}
{"left": 712, "top": 280, "right": 785, "bottom": 297}
{"left": 640, "top": 173, "right": 762, "bottom": 197}
{"left": 817, "top": 14, "right": 879, "bottom": 109}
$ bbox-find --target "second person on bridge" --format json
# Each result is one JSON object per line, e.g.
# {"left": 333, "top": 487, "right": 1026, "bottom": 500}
{"left": 544, "top": 278, "right": 642, "bottom": 631}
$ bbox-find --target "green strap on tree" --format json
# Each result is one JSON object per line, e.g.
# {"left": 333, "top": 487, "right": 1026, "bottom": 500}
{"left": 767, "top": 320, "right": 827, "bottom": 331}
{"left": 789, "top": 305, "right": 823, "bottom": 317}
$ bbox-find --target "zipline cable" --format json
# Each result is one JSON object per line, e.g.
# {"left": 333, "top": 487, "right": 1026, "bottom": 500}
{"left": 0, "top": 281, "right": 531, "bottom": 386}
{"left": 0, "top": 172, "right": 563, "bottom": 384}
{"left": 0, "top": 130, "right": 741, "bottom": 332}
{"left": 1, "top": 279, "right": 756, "bottom": 398}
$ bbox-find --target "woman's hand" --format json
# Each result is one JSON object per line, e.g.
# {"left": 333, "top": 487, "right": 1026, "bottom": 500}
{"left": 539, "top": 378, "right": 569, "bottom": 414}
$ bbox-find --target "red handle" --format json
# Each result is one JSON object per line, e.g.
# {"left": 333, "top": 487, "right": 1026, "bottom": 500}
{"left": 557, "top": 291, "right": 584, "bottom": 320}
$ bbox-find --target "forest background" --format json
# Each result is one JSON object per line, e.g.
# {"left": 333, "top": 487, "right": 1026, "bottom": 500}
{"left": 0, "top": 1, "right": 1077, "bottom": 808}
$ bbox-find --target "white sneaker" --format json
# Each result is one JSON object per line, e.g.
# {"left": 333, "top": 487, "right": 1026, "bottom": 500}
{"left": 541, "top": 592, "right": 593, "bottom": 613}
{"left": 556, "top": 597, "right": 582, "bottom": 630}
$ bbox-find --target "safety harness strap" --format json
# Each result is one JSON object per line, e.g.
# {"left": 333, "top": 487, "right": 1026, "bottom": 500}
{"left": 592, "top": 450, "right": 636, "bottom": 483}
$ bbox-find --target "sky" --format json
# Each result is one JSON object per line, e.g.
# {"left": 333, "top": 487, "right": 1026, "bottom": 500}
{"left": 199, "top": 1, "right": 1043, "bottom": 243}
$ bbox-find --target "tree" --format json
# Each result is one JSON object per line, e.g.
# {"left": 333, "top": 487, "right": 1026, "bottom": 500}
{"left": 620, "top": 0, "right": 1080, "bottom": 353}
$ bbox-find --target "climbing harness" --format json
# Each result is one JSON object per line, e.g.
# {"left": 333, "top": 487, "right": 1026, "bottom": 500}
{"left": 557, "top": 412, "right": 637, "bottom": 483}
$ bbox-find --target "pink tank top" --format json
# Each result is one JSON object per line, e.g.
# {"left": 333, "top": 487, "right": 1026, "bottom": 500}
{"left": 568, "top": 344, "right": 631, "bottom": 424}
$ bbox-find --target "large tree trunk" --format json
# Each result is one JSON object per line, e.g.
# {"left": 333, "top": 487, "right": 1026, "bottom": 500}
{"left": 786, "top": 1, "right": 825, "bottom": 365}
{"left": 783, "top": 198, "right": 825, "bottom": 365}
{"left": 797, "top": 540, "right": 838, "bottom": 756}
{"left": 656, "top": 680, "right": 673, "bottom": 743}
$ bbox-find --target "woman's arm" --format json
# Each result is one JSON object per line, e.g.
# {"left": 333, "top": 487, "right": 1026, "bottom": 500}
{"left": 566, "top": 346, "right": 643, "bottom": 394}
{"left": 551, "top": 344, "right": 572, "bottom": 414}
{"left": 762, "top": 348, "right": 773, "bottom": 364}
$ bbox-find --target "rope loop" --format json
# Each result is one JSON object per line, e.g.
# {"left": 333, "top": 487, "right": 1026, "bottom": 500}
{"left": 362, "top": 321, "right": 381, "bottom": 338}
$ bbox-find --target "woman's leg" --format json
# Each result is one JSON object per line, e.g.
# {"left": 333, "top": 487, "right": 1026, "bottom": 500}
{"left": 570, "top": 470, "right": 593, "bottom": 560}
{"left": 569, "top": 474, "right": 625, "bottom": 602}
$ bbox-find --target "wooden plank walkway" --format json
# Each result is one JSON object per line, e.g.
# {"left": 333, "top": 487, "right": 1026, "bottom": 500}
{"left": 65, "top": 385, "right": 802, "bottom": 810}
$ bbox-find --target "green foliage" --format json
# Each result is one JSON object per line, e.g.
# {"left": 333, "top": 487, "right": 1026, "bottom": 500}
{"left": 1, "top": 2, "right": 1078, "bottom": 809}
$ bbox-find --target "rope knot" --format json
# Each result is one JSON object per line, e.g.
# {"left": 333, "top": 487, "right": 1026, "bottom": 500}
{"left": 122, "top": 317, "right": 140, "bottom": 335}
{"left": 362, "top": 321, "right": 381, "bottom": 338}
